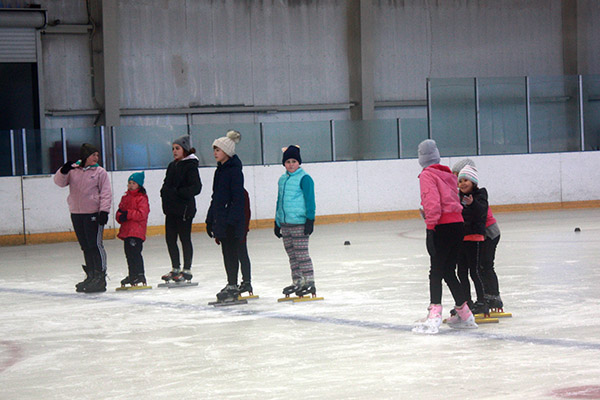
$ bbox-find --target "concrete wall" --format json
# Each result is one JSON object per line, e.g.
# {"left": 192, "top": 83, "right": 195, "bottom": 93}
{"left": 1, "top": 151, "right": 599, "bottom": 239}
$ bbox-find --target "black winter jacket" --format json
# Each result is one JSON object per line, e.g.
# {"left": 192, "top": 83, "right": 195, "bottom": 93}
{"left": 160, "top": 155, "right": 202, "bottom": 219}
{"left": 459, "top": 186, "right": 488, "bottom": 236}
{"left": 206, "top": 155, "right": 245, "bottom": 239}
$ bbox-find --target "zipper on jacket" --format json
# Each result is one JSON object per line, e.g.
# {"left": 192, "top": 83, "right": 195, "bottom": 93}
{"left": 281, "top": 174, "right": 290, "bottom": 223}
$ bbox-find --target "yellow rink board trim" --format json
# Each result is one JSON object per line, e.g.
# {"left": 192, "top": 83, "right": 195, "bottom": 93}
{"left": 115, "top": 285, "right": 152, "bottom": 291}
{"left": 3, "top": 200, "right": 599, "bottom": 246}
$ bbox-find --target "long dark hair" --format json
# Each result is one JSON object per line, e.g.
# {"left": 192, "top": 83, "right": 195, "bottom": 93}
{"left": 183, "top": 147, "right": 196, "bottom": 157}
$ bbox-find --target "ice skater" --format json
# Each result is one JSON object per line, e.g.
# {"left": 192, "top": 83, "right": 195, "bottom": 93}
{"left": 452, "top": 159, "right": 503, "bottom": 310}
{"left": 53, "top": 143, "right": 111, "bottom": 293}
{"left": 160, "top": 135, "right": 202, "bottom": 283}
{"left": 413, "top": 139, "right": 477, "bottom": 334}
{"left": 237, "top": 188, "right": 254, "bottom": 296}
{"left": 274, "top": 145, "right": 318, "bottom": 298}
{"left": 116, "top": 171, "right": 150, "bottom": 288}
{"left": 205, "top": 130, "right": 246, "bottom": 303}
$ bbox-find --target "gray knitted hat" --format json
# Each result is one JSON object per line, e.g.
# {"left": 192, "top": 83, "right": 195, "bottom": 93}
{"left": 417, "top": 139, "right": 441, "bottom": 168}
{"left": 173, "top": 135, "right": 191, "bottom": 152}
{"left": 452, "top": 158, "right": 476, "bottom": 174}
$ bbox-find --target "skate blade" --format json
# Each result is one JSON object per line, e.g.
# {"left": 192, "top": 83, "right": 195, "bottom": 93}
{"left": 238, "top": 294, "right": 259, "bottom": 300}
{"left": 157, "top": 281, "right": 199, "bottom": 288}
{"left": 115, "top": 285, "right": 152, "bottom": 291}
{"left": 208, "top": 299, "right": 248, "bottom": 307}
{"left": 475, "top": 311, "right": 512, "bottom": 318}
{"left": 474, "top": 316, "right": 500, "bottom": 324}
{"left": 277, "top": 296, "right": 324, "bottom": 303}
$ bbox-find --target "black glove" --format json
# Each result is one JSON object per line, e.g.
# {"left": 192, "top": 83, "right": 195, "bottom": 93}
{"left": 304, "top": 219, "right": 314, "bottom": 236}
{"left": 117, "top": 209, "right": 128, "bottom": 223}
{"left": 206, "top": 222, "right": 213, "bottom": 238}
{"left": 274, "top": 222, "right": 282, "bottom": 238}
{"left": 97, "top": 211, "right": 109, "bottom": 226}
{"left": 60, "top": 161, "right": 75, "bottom": 174}
{"left": 426, "top": 229, "right": 436, "bottom": 257}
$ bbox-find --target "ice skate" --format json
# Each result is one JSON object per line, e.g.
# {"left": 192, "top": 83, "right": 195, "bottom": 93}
{"left": 282, "top": 278, "right": 303, "bottom": 296}
{"left": 412, "top": 304, "right": 442, "bottom": 334}
{"left": 238, "top": 281, "right": 259, "bottom": 300}
{"left": 158, "top": 268, "right": 198, "bottom": 288}
{"left": 161, "top": 268, "right": 180, "bottom": 282}
{"left": 82, "top": 269, "right": 106, "bottom": 293}
{"left": 120, "top": 276, "right": 132, "bottom": 286}
{"left": 446, "top": 302, "right": 478, "bottom": 329}
{"left": 75, "top": 265, "right": 94, "bottom": 292}
{"left": 209, "top": 285, "right": 247, "bottom": 307}
{"left": 482, "top": 294, "right": 511, "bottom": 318}
{"left": 116, "top": 274, "right": 151, "bottom": 291}
{"left": 470, "top": 301, "right": 490, "bottom": 316}
{"left": 295, "top": 280, "right": 317, "bottom": 297}
{"left": 172, "top": 268, "right": 193, "bottom": 283}
{"left": 278, "top": 278, "right": 324, "bottom": 303}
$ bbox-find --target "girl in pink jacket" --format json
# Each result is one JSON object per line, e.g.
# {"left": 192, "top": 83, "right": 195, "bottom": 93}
{"left": 412, "top": 140, "right": 477, "bottom": 334}
{"left": 53, "top": 143, "right": 112, "bottom": 293}
{"left": 116, "top": 171, "right": 150, "bottom": 288}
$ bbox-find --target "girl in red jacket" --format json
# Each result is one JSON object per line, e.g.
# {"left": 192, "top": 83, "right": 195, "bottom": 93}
{"left": 116, "top": 172, "right": 150, "bottom": 287}
{"left": 413, "top": 140, "right": 477, "bottom": 334}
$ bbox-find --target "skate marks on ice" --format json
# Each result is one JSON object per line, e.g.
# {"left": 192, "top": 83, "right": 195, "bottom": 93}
{"left": 157, "top": 281, "right": 199, "bottom": 289}
{"left": 2, "top": 286, "right": 600, "bottom": 352}
{"left": 0, "top": 340, "right": 23, "bottom": 374}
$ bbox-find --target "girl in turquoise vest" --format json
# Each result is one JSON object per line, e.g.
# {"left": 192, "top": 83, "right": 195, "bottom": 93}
{"left": 274, "top": 145, "right": 317, "bottom": 297}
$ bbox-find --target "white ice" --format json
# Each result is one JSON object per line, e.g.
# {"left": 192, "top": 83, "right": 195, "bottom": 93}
{"left": 1, "top": 209, "right": 599, "bottom": 399}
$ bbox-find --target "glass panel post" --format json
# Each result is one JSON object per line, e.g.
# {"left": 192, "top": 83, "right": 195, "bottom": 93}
{"left": 61, "top": 128, "right": 67, "bottom": 163}
{"left": 330, "top": 120, "right": 336, "bottom": 162}
{"left": 100, "top": 126, "right": 106, "bottom": 168}
{"left": 578, "top": 75, "right": 585, "bottom": 151}
{"left": 260, "top": 123, "right": 265, "bottom": 166}
{"left": 475, "top": 77, "right": 481, "bottom": 155}
{"left": 397, "top": 118, "right": 402, "bottom": 158}
{"left": 526, "top": 76, "right": 531, "bottom": 153}
{"left": 21, "top": 128, "right": 28, "bottom": 175}
{"left": 10, "top": 129, "right": 16, "bottom": 176}
{"left": 111, "top": 126, "right": 117, "bottom": 171}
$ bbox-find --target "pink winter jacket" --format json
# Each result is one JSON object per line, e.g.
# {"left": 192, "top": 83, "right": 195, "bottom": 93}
{"left": 419, "top": 164, "right": 464, "bottom": 230}
{"left": 53, "top": 164, "right": 112, "bottom": 214}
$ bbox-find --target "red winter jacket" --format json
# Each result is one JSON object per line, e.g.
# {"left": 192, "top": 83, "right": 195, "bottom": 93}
{"left": 116, "top": 189, "right": 150, "bottom": 241}
{"left": 419, "top": 164, "right": 464, "bottom": 230}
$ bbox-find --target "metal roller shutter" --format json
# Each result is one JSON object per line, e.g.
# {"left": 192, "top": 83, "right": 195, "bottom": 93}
{"left": 0, "top": 27, "right": 37, "bottom": 63}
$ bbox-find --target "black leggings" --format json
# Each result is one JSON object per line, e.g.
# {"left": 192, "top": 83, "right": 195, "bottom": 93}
{"left": 165, "top": 214, "right": 193, "bottom": 270}
{"left": 220, "top": 226, "right": 252, "bottom": 285}
{"left": 480, "top": 235, "right": 501, "bottom": 295}
{"left": 71, "top": 213, "right": 106, "bottom": 272}
{"left": 457, "top": 241, "right": 486, "bottom": 304}
{"left": 428, "top": 222, "right": 465, "bottom": 306}
{"left": 124, "top": 237, "right": 144, "bottom": 276}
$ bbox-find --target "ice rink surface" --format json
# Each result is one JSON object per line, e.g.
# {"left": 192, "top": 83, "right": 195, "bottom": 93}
{"left": 1, "top": 208, "right": 599, "bottom": 400}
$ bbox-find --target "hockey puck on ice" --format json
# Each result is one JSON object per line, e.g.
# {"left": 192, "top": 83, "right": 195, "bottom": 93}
{"left": 344, "top": 241, "right": 351, "bottom": 245}
{"left": 574, "top": 227, "right": 581, "bottom": 232}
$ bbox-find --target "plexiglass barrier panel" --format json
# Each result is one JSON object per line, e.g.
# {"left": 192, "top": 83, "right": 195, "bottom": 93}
{"left": 582, "top": 75, "right": 600, "bottom": 151}
{"left": 429, "top": 78, "right": 477, "bottom": 156}
{"left": 190, "top": 123, "right": 262, "bottom": 167}
{"left": 0, "top": 130, "right": 15, "bottom": 176}
{"left": 262, "top": 121, "right": 331, "bottom": 165}
{"left": 334, "top": 120, "right": 398, "bottom": 161}
{"left": 477, "top": 77, "right": 528, "bottom": 155}
{"left": 28, "top": 128, "right": 62, "bottom": 174}
{"left": 64, "top": 127, "right": 103, "bottom": 165}
{"left": 115, "top": 125, "right": 187, "bottom": 170}
{"left": 400, "top": 118, "right": 428, "bottom": 158}
{"left": 529, "top": 75, "right": 581, "bottom": 153}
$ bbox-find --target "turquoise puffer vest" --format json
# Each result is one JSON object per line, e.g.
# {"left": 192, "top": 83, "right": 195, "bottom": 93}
{"left": 276, "top": 168, "right": 307, "bottom": 225}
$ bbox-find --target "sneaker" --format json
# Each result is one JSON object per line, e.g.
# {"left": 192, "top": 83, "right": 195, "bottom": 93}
{"left": 412, "top": 304, "right": 442, "bottom": 334}
{"left": 238, "top": 281, "right": 253, "bottom": 295}
{"left": 447, "top": 302, "right": 478, "bottom": 329}
{"left": 161, "top": 268, "right": 181, "bottom": 282}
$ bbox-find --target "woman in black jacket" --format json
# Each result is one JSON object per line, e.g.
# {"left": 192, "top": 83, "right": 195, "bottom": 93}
{"left": 205, "top": 130, "right": 246, "bottom": 302}
{"left": 161, "top": 135, "right": 202, "bottom": 283}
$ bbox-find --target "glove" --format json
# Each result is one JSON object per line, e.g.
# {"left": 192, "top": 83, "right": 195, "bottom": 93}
{"left": 117, "top": 209, "right": 128, "bottom": 223}
{"left": 97, "top": 211, "right": 109, "bottom": 226}
{"left": 426, "top": 229, "right": 436, "bottom": 257}
{"left": 274, "top": 221, "right": 282, "bottom": 238}
{"left": 60, "top": 161, "right": 75, "bottom": 174}
{"left": 206, "top": 222, "right": 213, "bottom": 238}
{"left": 304, "top": 219, "right": 314, "bottom": 236}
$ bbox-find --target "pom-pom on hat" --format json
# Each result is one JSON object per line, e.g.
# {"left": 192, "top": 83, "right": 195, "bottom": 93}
{"left": 458, "top": 165, "right": 479, "bottom": 185}
{"left": 417, "top": 139, "right": 441, "bottom": 168}
{"left": 452, "top": 158, "right": 476, "bottom": 175}
{"left": 173, "top": 135, "right": 191, "bottom": 152}
{"left": 80, "top": 143, "right": 99, "bottom": 164}
{"left": 128, "top": 171, "right": 145, "bottom": 187}
{"left": 212, "top": 130, "right": 241, "bottom": 157}
{"left": 282, "top": 145, "right": 302, "bottom": 165}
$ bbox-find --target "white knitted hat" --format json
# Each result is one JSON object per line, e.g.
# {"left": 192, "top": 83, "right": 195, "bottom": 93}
{"left": 458, "top": 165, "right": 479, "bottom": 185}
{"left": 212, "top": 130, "right": 241, "bottom": 157}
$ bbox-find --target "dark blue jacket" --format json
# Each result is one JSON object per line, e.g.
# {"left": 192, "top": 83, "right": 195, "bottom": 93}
{"left": 160, "top": 155, "right": 202, "bottom": 219}
{"left": 206, "top": 155, "right": 245, "bottom": 239}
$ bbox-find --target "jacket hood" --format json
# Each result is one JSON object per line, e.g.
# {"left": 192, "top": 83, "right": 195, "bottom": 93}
{"left": 423, "top": 164, "right": 452, "bottom": 174}
{"left": 217, "top": 154, "right": 242, "bottom": 169}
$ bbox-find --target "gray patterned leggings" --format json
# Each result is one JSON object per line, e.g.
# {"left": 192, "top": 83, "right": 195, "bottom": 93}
{"left": 281, "top": 223, "right": 314, "bottom": 283}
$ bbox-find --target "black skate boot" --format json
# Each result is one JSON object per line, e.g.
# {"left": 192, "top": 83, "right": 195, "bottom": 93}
{"left": 120, "top": 276, "right": 132, "bottom": 287}
{"left": 295, "top": 281, "right": 317, "bottom": 297}
{"left": 282, "top": 278, "right": 303, "bottom": 296}
{"left": 130, "top": 274, "right": 147, "bottom": 286}
{"left": 161, "top": 268, "right": 180, "bottom": 282}
{"left": 238, "top": 281, "right": 253, "bottom": 295}
{"left": 471, "top": 301, "right": 490, "bottom": 316}
{"left": 485, "top": 294, "right": 504, "bottom": 310}
{"left": 216, "top": 284, "right": 240, "bottom": 302}
{"left": 75, "top": 265, "right": 94, "bottom": 292}
{"left": 172, "top": 269, "right": 192, "bottom": 283}
{"left": 83, "top": 269, "right": 107, "bottom": 293}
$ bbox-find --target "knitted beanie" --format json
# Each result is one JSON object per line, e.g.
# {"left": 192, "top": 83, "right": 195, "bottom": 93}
{"left": 282, "top": 145, "right": 302, "bottom": 165}
{"left": 212, "top": 130, "right": 241, "bottom": 157}
{"left": 452, "top": 158, "right": 476, "bottom": 175}
{"left": 458, "top": 165, "right": 479, "bottom": 185}
{"left": 80, "top": 143, "right": 99, "bottom": 164}
{"left": 173, "top": 135, "right": 191, "bottom": 152}
{"left": 417, "top": 139, "right": 441, "bottom": 168}
{"left": 128, "top": 171, "right": 145, "bottom": 187}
